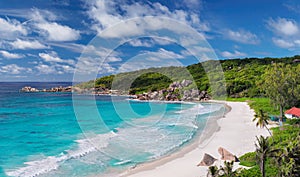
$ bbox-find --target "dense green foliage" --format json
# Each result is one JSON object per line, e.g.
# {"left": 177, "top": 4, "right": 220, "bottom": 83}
{"left": 239, "top": 152, "right": 256, "bottom": 167}
{"left": 78, "top": 56, "right": 299, "bottom": 102}
{"left": 228, "top": 97, "right": 300, "bottom": 177}
{"left": 261, "top": 63, "right": 300, "bottom": 119}
{"left": 238, "top": 125, "right": 300, "bottom": 177}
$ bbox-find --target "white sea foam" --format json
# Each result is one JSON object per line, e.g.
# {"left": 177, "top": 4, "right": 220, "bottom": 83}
{"left": 6, "top": 103, "right": 224, "bottom": 177}
{"left": 6, "top": 132, "right": 116, "bottom": 177}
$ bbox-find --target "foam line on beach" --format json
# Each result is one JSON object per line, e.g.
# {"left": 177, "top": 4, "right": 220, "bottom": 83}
{"left": 5, "top": 132, "right": 116, "bottom": 177}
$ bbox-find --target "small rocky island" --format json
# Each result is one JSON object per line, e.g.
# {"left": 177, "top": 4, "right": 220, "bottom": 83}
{"left": 20, "top": 86, "right": 73, "bottom": 92}
{"left": 20, "top": 79, "right": 210, "bottom": 101}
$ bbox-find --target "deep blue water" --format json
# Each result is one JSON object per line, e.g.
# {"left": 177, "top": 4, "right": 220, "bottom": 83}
{"left": 0, "top": 82, "right": 225, "bottom": 177}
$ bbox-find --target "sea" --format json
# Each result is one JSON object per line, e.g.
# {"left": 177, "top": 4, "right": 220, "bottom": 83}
{"left": 0, "top": 82, "right": 226, "bottom": 177}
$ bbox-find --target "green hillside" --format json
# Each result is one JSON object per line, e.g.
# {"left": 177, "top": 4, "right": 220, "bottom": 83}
{"left": 77, "top": 56, "right": 300, "bottom": 98}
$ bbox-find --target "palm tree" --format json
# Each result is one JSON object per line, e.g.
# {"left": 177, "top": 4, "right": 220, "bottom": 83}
{"left": 219, "top": 161, "right": 237, "bottom": 177}
{"left": 207, "top": 165, "right": 220, "bottom": 177}
{"left": 255, "top": 135, "right": 278, "bottom": 177}
{"left": 253, "top": 109, "right": 272, "bottom": 136}
{"left": 276, "top": 136, "right": 300, "bottom": 177}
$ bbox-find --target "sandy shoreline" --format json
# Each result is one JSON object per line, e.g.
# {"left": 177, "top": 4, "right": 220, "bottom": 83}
{"left": 120, "top": 101, "right": 269, "bottom": 177}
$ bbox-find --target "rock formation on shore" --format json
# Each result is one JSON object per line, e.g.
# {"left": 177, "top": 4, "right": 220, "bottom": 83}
{"left": 218, "top": 147, "right": 239, "bottom": 162}
{"left": 134, "top": 79, "right": 211, "bottom": 101}
{"left": 197, "top": 153, "right": 217, "bottom": 166}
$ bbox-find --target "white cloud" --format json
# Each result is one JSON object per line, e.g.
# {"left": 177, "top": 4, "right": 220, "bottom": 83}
{"left": 267, "top": 18, "right": 299, "bottom": 36}
{"left": 30, "top": 8, "right": 57, "bottom": 22}
{"left": 35, "top": 64, "right": 56, "bottom": 74}
{"left": 272, "top": 38, "right": 294, "bottom": 48}
{"left": 0, "top": 64, "right": 31, "bottom": 74}
{"left": 35, "top": 62, "right": 75, "bottom": 74}
{"left": 9, "top": 39, "right": 47, "bottom": 50}
{"left": 181, "top": 46, "right": 213, "bottom": 57}
{"left": 30, "top": 9, "right": 80, "bottom": 42}
{"left": 182, "top": 0, "right": 202, "bottom": 10}
{"left": 266, "top": 18, "right": 300, "bottom": 49}
{"left": 76, "top": 57, "right": 115, "bottom": 74}
{"left": 152, "top": 37, "right": 174, "bottom": 45}
{"left": 0, "top": 50, "right": 24, "bottom": 59}
{"left": 221, "top": 50, "right": 246, "bottom": 58}
{"left": 85, "top": 0, "right": 208, "bottom": 37}
{"left": 39, "top": 52, "right": 75, "bottom": 65}
{"left": 143, "top": 48, "right": 184, "bottom": 59}
{"left": 118, "top": 53, "right": 183, "bottom": 73}
{"left": 36, "top": 22, "right": 80, "bottom": 41}
{"left": 0, "top": 17, "right": 27, "bottom": 40}
{"left": 128, "top": 39, "right": 153, "bottom": 47}
{"left": 225, "top": 29, "right": 259, "bottom": 44}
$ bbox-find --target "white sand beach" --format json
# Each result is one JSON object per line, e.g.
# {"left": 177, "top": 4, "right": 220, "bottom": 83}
{"left": 123, "top": 101, "right": 270, "bottom": 177}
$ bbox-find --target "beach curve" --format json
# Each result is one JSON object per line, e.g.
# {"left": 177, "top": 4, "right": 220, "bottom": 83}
{"left": 121, "top": 101, "right": 269, "bottom": 177}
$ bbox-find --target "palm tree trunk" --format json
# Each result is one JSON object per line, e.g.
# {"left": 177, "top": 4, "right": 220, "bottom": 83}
{"left": 266, "top": 126, "right": 273, "bottom": 138}
{"left": 262, "top": 159, "right": 265, "bottom": 177}
{"left": 279, "top": 104, "right": 283, "bottom": 122}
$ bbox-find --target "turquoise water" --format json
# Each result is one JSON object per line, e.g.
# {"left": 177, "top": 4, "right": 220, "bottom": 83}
{"left": 0, "top": 82, "right": 225, "bottom": 177}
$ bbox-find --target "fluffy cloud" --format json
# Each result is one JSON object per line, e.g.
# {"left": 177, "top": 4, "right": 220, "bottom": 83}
{"left": 0, "top": 17, "right": 27, "bottom": 40}
{"left": 221, "top": 50, "right": 246, "bottom": 58}
{"left": 36, "top": 22, "right": 80, "bottom": 42}
{"left": 267, "top": 17, "right": 300, "bottom": 49}
{"left": 143, "top": 48, "right": 184, "bottom": 60}
{"left": 35, "top": 62, "right": 75, "bottom": 74}
{"left": 0, "top": 64, "right": 31, "bottom": 74}
{"left": 85, "top": 0, "right": 208, "bottom": 36}
{"left": 9, "top": 39, "right": 47, "bottom": 50}
{"left": 31, "top": 9, "right": 80, "bottom": 41}
{"left": 35, "top": 64, "right": 56, "bottom": 74}
{"left": 76, "top": 56, "right": 115, "bottom": 75}
{"left": 0, "top": 50, "right": 24, "bottom": 59}
{"left": 127, "top": 37, "right": 174, "bottom": 47}
{"left": 39, "top": 52, "right": 75, "bottom": 65}
{"left": 272, "top": 38, "right": 294, "bottom": 48}
{"left": 128, "top": 39, "right": 154, "bottom": 47}
{"left": 267, "top": 17, "right": 299, "bottom": 36}
{"left": 225, "top": 29, "right": 259, "bottom": 44}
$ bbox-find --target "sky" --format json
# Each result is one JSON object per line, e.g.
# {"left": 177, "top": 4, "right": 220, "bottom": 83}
{"left": 0, "top": 0, "right": 299, "bottom": 81}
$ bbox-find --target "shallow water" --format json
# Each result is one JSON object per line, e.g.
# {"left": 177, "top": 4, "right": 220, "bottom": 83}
{"left": 0, "top": 82, "right": 225, "bottom": 177}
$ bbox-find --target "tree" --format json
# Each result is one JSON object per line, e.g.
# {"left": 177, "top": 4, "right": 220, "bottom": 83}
{"left": 261, "top": 63, "right": 300, "bottom": 122}
{"left": 277, "top": 136, "right": 300, "bottom": 176}
{"left": 252, "top": 109, "right": 272, "bottom": 136}
{"left": 219, "top": 161, "right": 237, "bottom": 177}
{"left": 255, "top": 136, "right": 278, "bottom": 177}
{"left": 207, "top": 165, "right": 220, "bottom": 177}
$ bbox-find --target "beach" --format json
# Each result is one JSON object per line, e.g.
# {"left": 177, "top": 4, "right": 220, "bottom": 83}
{"left": 123, "top": 101, "right": 270, "bottom": 177}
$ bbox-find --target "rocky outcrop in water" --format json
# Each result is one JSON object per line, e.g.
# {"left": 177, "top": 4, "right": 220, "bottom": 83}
{"left": 134, "top": 80, "right": 211, "bottom": 101}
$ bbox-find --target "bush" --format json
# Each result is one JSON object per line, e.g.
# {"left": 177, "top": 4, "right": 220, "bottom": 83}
{"left": 239, "top": 152, "right": 256, "bottom": 167}
{"left": 238, "top": 166, "right": 261, "bottom": 177}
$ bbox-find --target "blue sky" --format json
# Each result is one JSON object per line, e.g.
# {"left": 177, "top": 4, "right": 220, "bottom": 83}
{"left": 0, "top": 0, "right": 299, "bottom": 81}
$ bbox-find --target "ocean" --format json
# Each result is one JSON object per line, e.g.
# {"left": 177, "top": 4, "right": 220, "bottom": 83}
{"left": 0, "top": 82, "right": 226, "bottom": 177}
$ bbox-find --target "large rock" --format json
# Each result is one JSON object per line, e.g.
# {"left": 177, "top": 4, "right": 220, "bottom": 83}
{"left": 197, "top": 153, "right": 217, "bottom": 166}
{"left": 218, "top": 147, "right": 239, "bottom": 162}
{"left": 181, "top": 79, "right": 192, "bottom": 87}
{"left": 191, "top": 89, "right": 199, "bottom": 98}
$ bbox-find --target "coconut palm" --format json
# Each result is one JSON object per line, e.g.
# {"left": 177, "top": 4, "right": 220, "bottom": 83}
{"left": 219, "top": 161, "right": 237, "bottom": 177}
{"left": 253, "top": 109, "right": 272, "bottom": 136}
{"left": 207, "top": 165, "right": 220, "bottom": 177}
{"left": 255, "top": 135, "right": 278, "bottom": 177}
